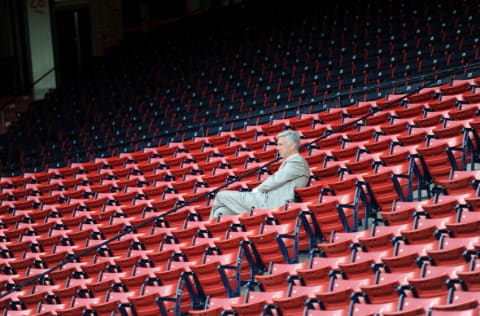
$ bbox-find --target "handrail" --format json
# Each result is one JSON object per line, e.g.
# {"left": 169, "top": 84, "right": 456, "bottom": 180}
{"left": 60, "top": 60, "right": 480, "bottom": 151}
{"left": 0, "top": 62, "right": 456, "bottom": 300}
{"left": 16, "top": 58, "right": 474, "bottom": 166}
{"left": 0, "top": 67, "right": 56, "bottom": 112}
{"left": 158, "top": 60, "right": 480, "bottom": 140}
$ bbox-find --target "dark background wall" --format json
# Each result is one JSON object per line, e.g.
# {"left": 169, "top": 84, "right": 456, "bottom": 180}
{"left": 0, "top": 0, "right": 245, "bottom": 97}
{"left": 0, "top": 0, "right": 30, "bottom": 96}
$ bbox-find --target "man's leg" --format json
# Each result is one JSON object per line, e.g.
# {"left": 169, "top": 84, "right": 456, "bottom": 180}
{"left": 210, "top": 190, "right": 265, "bottom": 219}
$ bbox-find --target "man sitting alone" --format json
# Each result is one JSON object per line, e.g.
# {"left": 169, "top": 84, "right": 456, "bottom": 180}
{"left": 210, "top": 130, "right": 310, "bottom": 219}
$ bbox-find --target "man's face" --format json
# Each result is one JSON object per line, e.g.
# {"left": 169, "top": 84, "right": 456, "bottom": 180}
{"left": 277, "top": 136, "right": 295, "bottom": 159}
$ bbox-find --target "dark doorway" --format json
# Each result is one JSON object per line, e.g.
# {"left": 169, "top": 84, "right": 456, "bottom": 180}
{"left": 54, "top": 6, "right": 92, "bottom": 82}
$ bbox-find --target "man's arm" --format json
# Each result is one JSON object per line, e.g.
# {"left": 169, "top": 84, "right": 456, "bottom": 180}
{"left": 255, "top": 157, "right": 309, "bottom": 193}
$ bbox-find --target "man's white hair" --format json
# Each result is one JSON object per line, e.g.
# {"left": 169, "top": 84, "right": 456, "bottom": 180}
{"left": 276, "top": 130, "right": 300, "bottom": 150}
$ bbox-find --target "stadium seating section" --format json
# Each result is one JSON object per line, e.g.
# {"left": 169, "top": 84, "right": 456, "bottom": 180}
{"left": 1, "top": 0, "right": 480, "bottom": 315}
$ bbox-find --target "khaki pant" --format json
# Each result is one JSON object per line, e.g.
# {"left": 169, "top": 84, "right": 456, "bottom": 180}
{"left": 209, "top": 190, "right": 267, "bottom": 219}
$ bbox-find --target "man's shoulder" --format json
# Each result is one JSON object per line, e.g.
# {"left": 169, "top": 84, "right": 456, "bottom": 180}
{"left": 287, "top": 153, "right": 309, "bottom": 166}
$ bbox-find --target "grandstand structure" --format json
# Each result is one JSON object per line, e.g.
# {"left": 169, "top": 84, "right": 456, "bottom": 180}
{"left": 1, "top": 0, "right": 480, "bottom": 315}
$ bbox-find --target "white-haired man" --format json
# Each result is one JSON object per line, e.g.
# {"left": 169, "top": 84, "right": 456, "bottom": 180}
{"left": 210, "top": 130, "right": 310, "bottom": 219}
